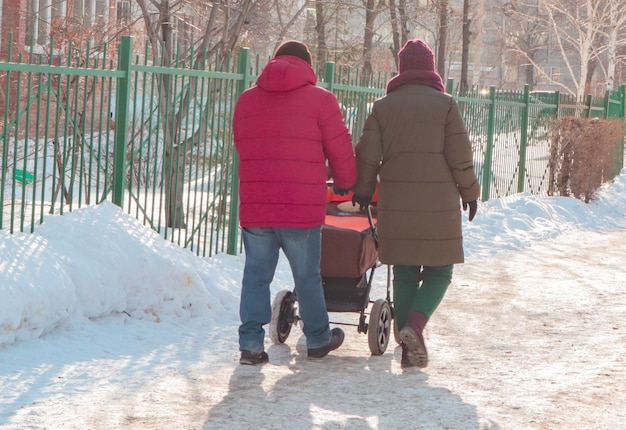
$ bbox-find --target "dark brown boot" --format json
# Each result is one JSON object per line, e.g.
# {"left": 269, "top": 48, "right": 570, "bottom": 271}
{"left": 399, "top": 311, "right": 428, "bottom": 368}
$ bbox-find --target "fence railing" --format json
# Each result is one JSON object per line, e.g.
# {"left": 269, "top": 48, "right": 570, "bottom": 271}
{"left": 2, "top": 36, "right": 625, "bottom": 257}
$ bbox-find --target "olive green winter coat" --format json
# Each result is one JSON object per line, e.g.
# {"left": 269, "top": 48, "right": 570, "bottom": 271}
{"left": 354, "top": 84, "right": 480, "bottom": 266}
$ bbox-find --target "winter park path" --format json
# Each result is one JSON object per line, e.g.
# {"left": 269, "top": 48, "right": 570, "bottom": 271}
{"left": 1, "top": 227, "right": 625, "bottom": 429}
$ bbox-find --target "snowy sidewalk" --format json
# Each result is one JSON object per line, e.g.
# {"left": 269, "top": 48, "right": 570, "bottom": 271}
{"left": 429, "top": 226, "right": 626, "bottom": 429}
{"left": 2, "top": 226, "right": 624, "bottom": 429}
{"left": 3, "top": 174, "right": 626, "bottom": 429}
{"left": 204, "top": 227, "right": 626, "bottom": 429}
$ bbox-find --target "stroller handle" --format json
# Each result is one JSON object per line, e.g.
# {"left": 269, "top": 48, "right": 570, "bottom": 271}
{"left": 366, "top": 205, "right": 379, "bottom": 246}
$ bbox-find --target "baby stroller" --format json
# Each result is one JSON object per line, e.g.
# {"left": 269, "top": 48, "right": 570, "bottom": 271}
{"left": 268, "top": 189, "right": 395, "bottom": 355}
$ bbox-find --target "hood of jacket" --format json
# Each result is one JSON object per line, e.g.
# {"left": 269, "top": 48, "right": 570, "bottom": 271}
{"left": 256, "top": 55, "right": 316, "bottom": 92}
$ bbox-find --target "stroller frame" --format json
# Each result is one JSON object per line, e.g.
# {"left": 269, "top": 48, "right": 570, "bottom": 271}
{"left": 268, "top": 207, "right": 395, "bottom": 355}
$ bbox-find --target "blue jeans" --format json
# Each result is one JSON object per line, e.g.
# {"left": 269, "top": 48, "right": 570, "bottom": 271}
{"left": 239, "top": 226, "right": 331, "bottom": 352}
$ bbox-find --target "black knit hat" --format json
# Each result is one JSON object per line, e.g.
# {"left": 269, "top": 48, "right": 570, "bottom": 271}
{"left": 274, "top": 40, "right": 312, "bottom": 65}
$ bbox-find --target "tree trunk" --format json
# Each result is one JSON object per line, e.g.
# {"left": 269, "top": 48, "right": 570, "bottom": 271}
{"left": 584, "top": 58, "right": 597, "bottom": 97}
{"left": 471, "top": 0, "right": 484, "bottom": 86}
{"left": 134, "top": 0, "right": 254, "bottom": 228}
{"left": 398, "top": 0, "right": 409, "bottom": 45}
{"left": 525, "top": 60, "right": 535, "bottom": 87}
{"left": 315, "top": 0, "right": 327, "bottom": 67}
{"left": 164, "top": 142, "right": 187, "bottom": 229}
{"left": 437, "top": 1, "right": 448, "bottom": 81}
{"left": 388, "top": 0, "right": 401, "bottom": 66}
{"left": 605, "top": 0, "right": 621, "bottom": 91}
{"left": 362, "top": 0, "right": 377, "bottom": 80}
{"left": 460, "top": 0, "right": 471, "bottom": 95}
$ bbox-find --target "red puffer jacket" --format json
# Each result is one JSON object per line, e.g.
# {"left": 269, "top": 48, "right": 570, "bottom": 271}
{"left": 233, "top": 55, "right": 356, "bottom": 228}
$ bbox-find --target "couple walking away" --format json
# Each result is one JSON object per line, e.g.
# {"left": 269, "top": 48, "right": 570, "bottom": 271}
{"left": 232, "top": 39, "right": 479, "bottom": 368}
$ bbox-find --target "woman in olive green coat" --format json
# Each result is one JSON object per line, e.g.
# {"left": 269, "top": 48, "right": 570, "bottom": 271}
{"left": 352, "top": 39, "right": 480, "bottom": 368}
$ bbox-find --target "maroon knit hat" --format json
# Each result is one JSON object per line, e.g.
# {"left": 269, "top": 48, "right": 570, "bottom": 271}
{"left": 274, "top": 40, "right": 312, "bottom": 65}
{"left": 398, "top": 39, "right": 435, "bottom": 73}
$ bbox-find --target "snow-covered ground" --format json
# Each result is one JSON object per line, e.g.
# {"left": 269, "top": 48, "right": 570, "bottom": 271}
{"left": 1, "top": 172, "right": 626, "bottom": 429}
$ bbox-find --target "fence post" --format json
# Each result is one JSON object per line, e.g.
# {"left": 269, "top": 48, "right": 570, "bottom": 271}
{"left": 111, "top": 36, "right": 132, "bottom": 207}
{"left": 517, "top": 85, "right": 530, "bottom": 193}
{"left": 0, "top": 33, "right": 13, "bottom": 230}
{"left": 324, "top": 62, "right": 336, "bottom": 92}
{"left": 584, "top": 94, "right": 593, "bottom": 118}
{"left": 226, "top": 47, "right": 251, "bottom": 255}
{"left": 554, "top": 91, "right": 561, "bottom": 119}
{"left": 481, "top": 86, "right": 496, "bottom": 201}
{"left": 446, "top": 78, "right": 454, "bottom": 94}
{"left": 615, "top": 85, "right": 626, "bottom": 171}
{"left": 603, "top": 89, "right": 611, "bottom": 119}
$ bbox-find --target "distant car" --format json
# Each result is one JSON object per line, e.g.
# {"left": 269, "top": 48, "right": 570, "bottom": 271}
{"left": 460, "top": 89, "right": 557, "bottom": 133}
{"left": 529, "top": 91, "right": 560, "bottom": 121}
{"left": 529, "top": 90, "right": 560, "bottom": 103}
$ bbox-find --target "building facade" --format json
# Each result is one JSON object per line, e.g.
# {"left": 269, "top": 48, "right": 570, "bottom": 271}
{"left": 0, "top": 0, "right": 129, "bottom": 59}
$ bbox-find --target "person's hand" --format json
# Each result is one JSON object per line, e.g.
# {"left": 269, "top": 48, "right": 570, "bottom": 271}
{"left": 352, "top": 194, "right": 372, "bottom": 211}
{"left": 462, "top": 200, "right": 477, "bottom": 222}
{"left": 332, "top": 183, "right": 352, "bottom": 196}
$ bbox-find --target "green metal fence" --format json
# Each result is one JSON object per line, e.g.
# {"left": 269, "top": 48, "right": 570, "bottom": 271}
{"left": 450, "top": 83, "right": 626, "bottom": 202}
{"left": 1, "top": 36, "right": 121, "bottom": 234}
{"left": 2, "top": 35, "right": 625, "bottom": 257}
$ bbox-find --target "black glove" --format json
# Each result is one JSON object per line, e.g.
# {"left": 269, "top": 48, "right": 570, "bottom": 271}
{"left": 462, "top": 200, "right": 477, "bottom": 222}
{"left": 332, "top": 183, "right": 351, "bottom": 196}
{"left": 352, "top": 193, "right": 372, "bottom": 211}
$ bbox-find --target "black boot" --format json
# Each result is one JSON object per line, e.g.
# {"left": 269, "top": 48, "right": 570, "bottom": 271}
{"left": 308, "top": 328, "right": 345, "bottom": 358}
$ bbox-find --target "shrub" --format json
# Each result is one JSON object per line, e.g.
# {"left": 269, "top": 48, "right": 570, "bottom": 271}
{"left": 549, "top": 117, "right": 623, "bottom": 203}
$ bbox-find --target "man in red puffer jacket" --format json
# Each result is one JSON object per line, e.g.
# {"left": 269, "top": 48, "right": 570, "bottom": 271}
{"left": 233, "top": 40, "right": 356, "bottom": 365}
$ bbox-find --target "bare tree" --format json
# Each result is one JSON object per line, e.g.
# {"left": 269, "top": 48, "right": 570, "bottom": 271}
{"left": 315, "top": 0, "right": 327, "bottom": 65}
{"left": 497, "top": 0, "right": 549, "bottom": 88}
{"left": 438, "top": 0, "right": 449, "bottom": 80}
{"left": 361, "top": 0, "right": 386, "bottom": 79}
{"left": 503, "top": 0, "right": 608, "bottom": 99}
{"left": 388, "top": 0, "right": 402, "bottom": 63}
{"left": 598, "top": 0, "right": 626, "bottom": 91}
{"left": 133, "top": 0, "right": 254, "bottom": 228}
{"left": 269, "top": 0, "right": 309, "bottom": 54}
{"left": 387, "top": 0, "right": 409, "bottom": 67}
{"left": 543, "top": 0, "right": 607, "bottom": 99}
{"left": 470, "top": 0, "right": 485, "bottom": 87}
{"left": 460, "top": 0, "right": 471, "bottom": 93}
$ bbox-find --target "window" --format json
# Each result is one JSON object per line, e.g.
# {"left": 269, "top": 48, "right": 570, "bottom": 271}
{"left": 117, "top": 1, "right": 130, "bottom": 26}
{"left": 551, "top": 67, "right": 560, "bottom": 83}
{"left": 26, "top": 0, "right": 65, "bottom": 47}
{"left": 73, "top": 0, "right": 107, "bottom": 27}
{"left": 174, "top": 15, "right": 193, "bottom": 52}
{"left": 26, "top": 0, "right": 110, "bottom": 49}
{"left": 73, "top": 0, "right": 92, "bottom": 26}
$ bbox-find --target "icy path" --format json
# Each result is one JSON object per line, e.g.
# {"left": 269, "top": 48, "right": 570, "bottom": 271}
{"left": 1, "top": 227, "right": 625, "bottom": 429}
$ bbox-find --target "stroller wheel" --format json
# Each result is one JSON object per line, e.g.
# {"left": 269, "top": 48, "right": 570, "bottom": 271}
{"left": 269, "top": 290, "right": 295, "bottom": 344}
{"left": 368, "top": 299, "right": 392, "bottom": 355}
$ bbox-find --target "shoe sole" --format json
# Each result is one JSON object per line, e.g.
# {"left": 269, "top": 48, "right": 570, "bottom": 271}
{"left": 239, "top": 351, "right": 269, "bottom": 366}
{"left": 239, "top": 357, "right": 268, "bottom": 365}
{"left": 399, "top": 327, "right": 428, "bottom": 368}
{"left": 308, "top": 329, "right": 345, "bottom": 358}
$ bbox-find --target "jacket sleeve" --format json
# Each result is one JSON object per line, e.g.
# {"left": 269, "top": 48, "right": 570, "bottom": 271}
{"left": 443, "top": 98, "right": 480, "bottom": 202}
{"left": 320, "top": 92, "right": 357, "bottom": 189}
{"left": 354, "top": 109, "right": 382, "bottom": 198}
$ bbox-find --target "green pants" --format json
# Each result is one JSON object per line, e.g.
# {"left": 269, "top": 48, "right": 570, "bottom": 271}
{"left": 393, "top": 264, "right": 453, "bottom": 329}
